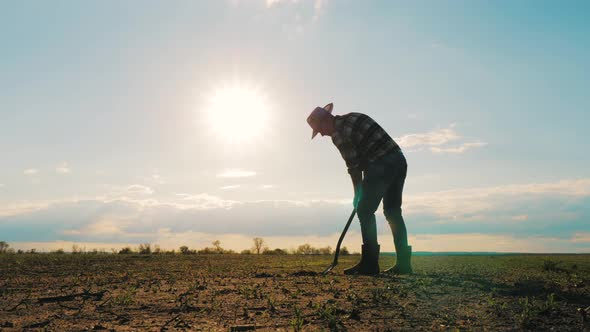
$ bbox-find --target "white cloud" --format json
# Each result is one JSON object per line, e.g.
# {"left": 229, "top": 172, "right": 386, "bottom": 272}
{"left": 62, "top": 216, "right": 155, "bottom": 239}
{"left": 396, "top": 126, "right": 459, "bottom": 149}
{"left": 217, "top": 169, "right": 257, "bottom": 178}
{"left": 3, "top": 178, "right": 589, "bottom": 223}
{"left": 125, "top": 184, "right": 154, "bottom": 195}
{"left": 220, "top": 185, "right": 241, "bottom": 190}
{"left": 1, "top": 178, "right": 589, "bottom": 252}
{"left": 430, "top": 141, "right": 487, "bottom": 154}
{"left": 404, "top": 178, "right": 590, "bottom": 218}
{"left": 55, "top": 162, "right": 71, "bottom": 174}
{"left": 63, "top": 218, "right": 123, "bottom": 236}
{"left": 23, "top": 168, "right": 38, "bottom": 176}
{"left": 0, "top": 202, "right": 51, "bottom": 217}
{"left": 499, "top": 178, "right": 590, "bottom": 196}
{"left": 396, "top": 125, "right": 486, "bottom": 154}
{"left": 175, "top": 193, "right": 239, "bottom": 210}
{"left": 571, "top": 232, "right": 590, "bottom": 243}
{"left": 260, "top": 184, "right": 274, "bottom": 189}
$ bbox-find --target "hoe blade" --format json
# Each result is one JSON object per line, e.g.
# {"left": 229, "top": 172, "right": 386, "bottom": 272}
{"left": 321, "top": 262, "right": 337, "bottom": 275}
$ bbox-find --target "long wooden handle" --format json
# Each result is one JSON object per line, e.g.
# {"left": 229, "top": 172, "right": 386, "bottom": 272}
{"left": 331, "top": 209, "right": 356, "bottom": 265}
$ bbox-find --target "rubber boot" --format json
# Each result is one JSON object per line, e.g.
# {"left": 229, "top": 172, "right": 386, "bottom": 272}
{"left": 344, "top": 244, "right": 380, "bottom": 275}
{"left": 385, "top": 245, "right": 412, "bottom": 274}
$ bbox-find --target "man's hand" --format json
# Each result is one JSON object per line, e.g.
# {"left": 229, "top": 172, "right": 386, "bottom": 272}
{"left": 353, "top": 189, "right": 362, "bottom": 209}
{"left": 350, "top": 170, "right": 362, "bottom": 209}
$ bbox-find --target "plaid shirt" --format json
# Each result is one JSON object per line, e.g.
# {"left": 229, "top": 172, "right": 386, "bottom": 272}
{"left": 331, "top": 113, "right": 400, "bottom": 174}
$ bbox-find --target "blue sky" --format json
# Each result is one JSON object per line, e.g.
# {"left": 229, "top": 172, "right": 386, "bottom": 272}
{"left": 1, "top": 0, "right": 589, "bottom": 252}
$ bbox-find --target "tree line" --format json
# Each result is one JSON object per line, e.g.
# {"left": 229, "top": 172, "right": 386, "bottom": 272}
{"left": 0, "top": 239, "right": 352, "bottom": 256}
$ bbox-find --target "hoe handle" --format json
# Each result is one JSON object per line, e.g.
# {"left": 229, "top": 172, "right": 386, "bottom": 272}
{"left": 331, "top": 209, "right": 356, "bottom": 265}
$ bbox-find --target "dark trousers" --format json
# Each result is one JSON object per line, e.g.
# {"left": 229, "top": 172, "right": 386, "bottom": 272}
{"left": 356, "top": 150, "right": 408, "bottom": 252}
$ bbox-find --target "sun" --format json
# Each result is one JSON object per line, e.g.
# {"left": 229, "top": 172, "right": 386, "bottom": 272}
{"left": 204, "top": 82, "right": 271, "bottom": 144}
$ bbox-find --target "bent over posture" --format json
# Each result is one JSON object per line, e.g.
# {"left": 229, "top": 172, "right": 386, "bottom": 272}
{"left": 307, "top": 103, "right": 412, "bottom": 275}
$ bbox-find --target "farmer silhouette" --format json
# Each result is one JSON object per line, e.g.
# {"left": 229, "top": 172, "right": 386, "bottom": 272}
{"left": 307, "top": 103, "right": 412, "bottom": 275}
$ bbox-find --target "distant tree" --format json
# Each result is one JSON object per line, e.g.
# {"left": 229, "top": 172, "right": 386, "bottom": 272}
{"left": 263, "top": 248, "right": 288, "bottom": 255}
{"left": 139, "top": 243, "right": 151, "bottom": 255}
{"left": 212, "top": 240, "right": 223, "bottom": 253}
{"left": 198, "top": 247, "right": 217, "bottom": 254}
{"left": 153, "top": 245, "right": 161, "bottom": 254}
{"left": 318, "top": 246, "right": 332, "bottom": 255}
{"left": 119, "top": 247, "right": 133, "bottom": 254}
{"left": 252, "top": 237, "right": 265, "bottom": 255}
{"left": 241, "top": 249, "right": 252, "bottom": 255}
{"left": 72, "top": 244, "right": 82, "bottom": 254}
{"left": 0, "top": 241, "right": 9, "bottom": 254}
{"left": 179, "top": 246, "right": 190, "bottom": 254}
{"left": 296, "top": 244, "right": 313, "bottom": 255}
{"left": 340, "top": 246, "right": 350, "bottom": 256}
{"left": 53, "top": 248, "right": 65, "bottom": 254}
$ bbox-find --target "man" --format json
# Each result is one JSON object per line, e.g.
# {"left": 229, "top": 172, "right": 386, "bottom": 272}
{"left": 307, "top": 103, "right": 412, "bottom": 275}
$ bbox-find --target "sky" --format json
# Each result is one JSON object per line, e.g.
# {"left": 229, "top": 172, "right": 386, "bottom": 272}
{"left": 1, "top": 0, "right": 589, "bottom": 253}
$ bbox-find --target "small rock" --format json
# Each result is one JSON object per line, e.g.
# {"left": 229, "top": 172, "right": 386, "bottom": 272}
{"left": 255, "top": 272, "right": 272, "bottom": 278}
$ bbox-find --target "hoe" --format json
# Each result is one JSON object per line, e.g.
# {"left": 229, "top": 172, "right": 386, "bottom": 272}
{"left": 321, "top": 209, "right": 356, "bottom": 274}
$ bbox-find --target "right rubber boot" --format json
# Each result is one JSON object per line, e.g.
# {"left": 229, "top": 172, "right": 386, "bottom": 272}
{"left": 385, "top": 245, "right": 412, "bottom": 274}
{"left": 344, "top": 244, "right": 380, "bottom": 275}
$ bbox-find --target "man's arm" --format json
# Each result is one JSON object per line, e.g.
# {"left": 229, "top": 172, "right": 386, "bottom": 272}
{"left": 332, "top": 126, "right": 363, "bottom": 207}
{"left": 349, "top": 169, "right": 363, "bottom": 209}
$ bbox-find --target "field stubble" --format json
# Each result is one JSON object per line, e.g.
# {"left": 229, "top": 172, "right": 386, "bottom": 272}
{"left": 0, "top": 254, "right": 589, "bottom": 331}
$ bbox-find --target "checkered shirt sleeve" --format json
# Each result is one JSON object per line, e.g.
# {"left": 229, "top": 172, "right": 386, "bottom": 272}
{"left": 331, "top": 130, "right": 361, "bottom": 174}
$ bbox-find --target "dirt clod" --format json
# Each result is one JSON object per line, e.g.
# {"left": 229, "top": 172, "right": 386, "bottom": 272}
{"left": 290, "top": 270, "right": 318, "bottom": 277}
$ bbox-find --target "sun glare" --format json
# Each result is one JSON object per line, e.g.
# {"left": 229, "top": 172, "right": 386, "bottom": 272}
{"left": 204, "top": 82, "right": 270, "bottom": 144}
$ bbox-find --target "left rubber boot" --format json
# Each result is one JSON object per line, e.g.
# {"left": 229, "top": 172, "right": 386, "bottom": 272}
{"left": 344, "top": 244, "right": 380, "bottom": 275}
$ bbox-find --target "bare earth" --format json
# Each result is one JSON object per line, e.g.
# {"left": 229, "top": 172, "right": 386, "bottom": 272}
{"left": 0, "top": 254, "right": 589, "bottom": 331}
